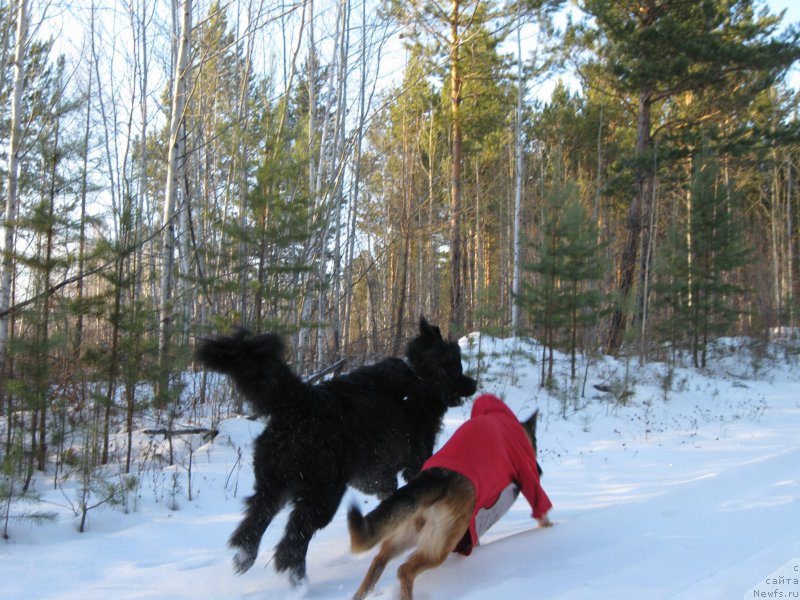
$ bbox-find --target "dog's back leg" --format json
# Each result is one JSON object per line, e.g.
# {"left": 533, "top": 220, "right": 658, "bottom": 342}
{"left": 396, "top": 494, "right": 474, "bottom": 600}
{"left": 229, "top": 488, "right": 285, "bottom": 573}
{"left": 353, "top": 530, "right": 416, "bottom": 600}
{"left": 274, "top": 482, "right": 346, "bottom": 586}
{"left": 396, "top": 526, "right": 465, "bottom": 600}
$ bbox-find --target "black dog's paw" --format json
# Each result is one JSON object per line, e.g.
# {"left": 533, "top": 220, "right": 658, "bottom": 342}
{"left": 232, "top": 547, "right": 257, "bottom": 574}
{"left": 288, "top": 568, "right": 308, "bottom": 590}
{"left": 274, "top": 549, "right": 307, "bottom": 586}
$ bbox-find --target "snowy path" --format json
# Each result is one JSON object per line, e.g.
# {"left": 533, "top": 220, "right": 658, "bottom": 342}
{"left": 2, "top": 344, "right": 799, "bottom": 599}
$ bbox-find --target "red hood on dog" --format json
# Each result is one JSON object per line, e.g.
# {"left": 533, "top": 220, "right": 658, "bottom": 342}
{"left": 422, "top": 393, "right": 553, "bottom": 554}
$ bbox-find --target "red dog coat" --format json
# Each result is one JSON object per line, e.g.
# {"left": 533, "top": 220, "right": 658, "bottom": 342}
{"left": 422, "top": 393, "right": 552, "bottom": 554}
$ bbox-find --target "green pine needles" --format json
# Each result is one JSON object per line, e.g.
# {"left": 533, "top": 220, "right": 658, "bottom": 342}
{"left": 520, "top": 174, "right": 607, "bottom": 386}
{"left": 652, "top": 148, "right": 751, "bottom": 367}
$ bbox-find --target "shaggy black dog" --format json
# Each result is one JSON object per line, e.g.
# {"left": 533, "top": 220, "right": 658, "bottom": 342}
{"left": 194, "top": 317, "right": 477, "bottom": 586}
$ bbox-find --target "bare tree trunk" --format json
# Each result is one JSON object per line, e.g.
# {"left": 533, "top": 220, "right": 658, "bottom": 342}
{"left": 787, "top": 156, "right": 794, "bottom": 329}
{"left": 177, "top": 144, "right": 192, "bottom": 344}
{"left": 158, "top": 0, "right": 192, "bottom": 398}
{"left": 392, "top": 114, "right": 412, "bottom": 356}
{"left": 770, "top": 150, "right": 784, "bottom": 324}
{"left": 311, "top": 0, "right": 344, "bottom": 368}
{"left": 511, "top": 3, "right": 524, "bottom": 335}
{"left": 427, "top": 113, "right": 437, "bottom": 319}
{"left": 607, "top": 90, "right": 653, "bottom": 352}
{"left": 0, "top": 0, "right": 28, "bottom": 369}
{"left": 473, "top": 155, "right": 481, "bottom": 315}
{"left": 330, "top": 0, "right": 350, "bottom": 361}
{"left": 76, "top": 4, "right": 95, "bottom": 358}
{"left": 296, "top": 0, "right": 317, "bottom": 369}
{"left": 135, "top": 0, "right": 149, "bottom": 306}
{"left": 448, "top": 0, "right": 465, "bottom": 338}
{"left": 38, "top": 116, "right": 61, "bottom": 472}
{"left": 343, "top": 0, "right": 376, "bottom": 355}
{"left": 236, "top": 2, "right": 256, "bottom": 326}
{"left": 639, "top": 140, "right": 659, "bottom": 359}
{"left": 298, "top": 0, "right": 344, "bottom": 369}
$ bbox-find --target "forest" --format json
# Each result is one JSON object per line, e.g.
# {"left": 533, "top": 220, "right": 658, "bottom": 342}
{"left": 0, "top": 0, "right": 799, "bottom": 520}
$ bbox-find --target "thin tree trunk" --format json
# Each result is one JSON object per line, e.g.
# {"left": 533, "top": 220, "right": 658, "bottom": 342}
{"left": 787, "top": 156, "right": 794, "bottom": 328}
{"left": 770, "top": 152, "right": 783, "bottom": 322}
{"left": 0, "top": 0, "right": 28, "bottom": 369}
{"left": 511, "top": 0, "right": 525, "bottom": 336}
{"left": 343, "top": 0, "right": 373, "bottom": 355}
{"left": 158, "top": 0, "right": 192, "bottom": 398}
{"left": 473, "top": 154, "right": 481, "bottom": 314}
{"left": 38, "top": 115, "right": 61, "bottom": 472}
{"left": 103, "top": 260, "right": 123, "bottom": 465}
{"left": 607, "top": 90, "right": 653, "bottom": 352}
{"left": 76, "top": 5, "right": 95, "bottom": 358}
{"left": 296, "top": 0, "right": 317, "bottom": 368}
{"left": 135, "top": 0, "right": 149, "bottom": 305}
{"left": 427, "top": 113, "right": 437, "bottom": 318}
{"left": 639, "top": 140, "right": 659, "bottom": 360}
{"left": 236, "top": 2, "right": 255, "bottom": 326}
{"left": 311, "top": 0, "right": 345, "bottom": 368}
{"left": 448, "top": 0, "right": 465, "bottom": 338}
{"left": 393, "top": 113, "right": 411, "bottom": 356}
{"left": 331, "top": 0, "right": 350, "bottom": 360}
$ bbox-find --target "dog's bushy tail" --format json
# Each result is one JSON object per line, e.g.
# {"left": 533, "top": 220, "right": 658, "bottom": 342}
{"left": 348, "top": 501, "right": 421, "bottom": 554}
{"left": 348, "top": 470, "right": 453, "bottom": 553}
{"left": 194, "top": 329, "right": 308, "bottom": 417}
{"left": 347, "top": 505, "right": 375, "bottom": 552}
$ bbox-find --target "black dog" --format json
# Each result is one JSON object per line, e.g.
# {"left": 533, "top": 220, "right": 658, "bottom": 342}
{"left": 194, "top": 317, "right": 477, "bottom": 586}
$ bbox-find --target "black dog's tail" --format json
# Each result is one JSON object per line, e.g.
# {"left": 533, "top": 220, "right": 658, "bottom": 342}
{"left": 194, "top": 329, "right": 308, "bottom": 417}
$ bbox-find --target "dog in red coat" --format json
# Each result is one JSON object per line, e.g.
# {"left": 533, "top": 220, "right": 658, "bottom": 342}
{"left": 348, "top": 393, "right": 553, "bottom": 600}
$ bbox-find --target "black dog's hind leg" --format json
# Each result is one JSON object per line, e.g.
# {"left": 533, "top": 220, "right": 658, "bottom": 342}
{"left": 229, "top": 488, "right": 284, "bottom": 574}
{"left": 273, "top": 483, "right": 346, "bottom": 586}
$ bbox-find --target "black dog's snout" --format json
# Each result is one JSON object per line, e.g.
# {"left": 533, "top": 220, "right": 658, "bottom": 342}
{"left": 460, "top": 376, "right": 478, "bottom": 396}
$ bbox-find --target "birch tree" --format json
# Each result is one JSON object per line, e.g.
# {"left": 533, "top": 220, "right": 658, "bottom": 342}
{"left": 0, "top": 0, "right": 28, "bottom": 371}
{"left": 158, "top": 0, "right": 192, "bottom": 400}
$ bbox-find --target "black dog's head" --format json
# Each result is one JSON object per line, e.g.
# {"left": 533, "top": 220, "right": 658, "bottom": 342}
{"left": 405, "top": 317, "right": 477, "bottom": 406}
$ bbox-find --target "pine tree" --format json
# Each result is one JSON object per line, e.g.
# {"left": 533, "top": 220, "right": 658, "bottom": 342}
{"left": 388, "top": 0, "right": 512, "bottom": 337}
{"left": 650, "top": 217, "right": 692, "bottom": 363}
{"left": 573, "top": 0, "right": 800, "bottom": 352}
{"left": 521, "top": 172, "right": 606, "bottom": 386}
{"left": 652, "top": 148, "right": 751, "bottom": 367}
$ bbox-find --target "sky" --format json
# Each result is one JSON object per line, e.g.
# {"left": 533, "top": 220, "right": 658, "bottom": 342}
{"left": 769, "top": 0, "right": 800, "bottom": 25}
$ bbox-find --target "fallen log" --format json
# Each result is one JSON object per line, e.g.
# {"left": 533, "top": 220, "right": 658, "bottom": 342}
{"left": 305, "top": 358, "right": 346, "bottom": 384}
{"left": 143, "top": 427, "right": 219, "bottom": 441}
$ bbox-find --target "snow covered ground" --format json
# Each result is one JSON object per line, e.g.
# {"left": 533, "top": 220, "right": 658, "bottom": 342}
{"left": 2, "top": 334, "right": 799, "bottom": 599}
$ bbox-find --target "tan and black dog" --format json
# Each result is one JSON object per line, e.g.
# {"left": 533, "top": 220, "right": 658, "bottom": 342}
{"left": 348, "top": 393, "right": 553, "bottom": 600}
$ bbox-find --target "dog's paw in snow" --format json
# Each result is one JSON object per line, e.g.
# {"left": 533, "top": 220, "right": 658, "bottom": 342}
{"left": 232, "top": 547, "right": 257, "bottom": 574}
{"left": 287, "top": 572, "right": 309, "bottom": 598}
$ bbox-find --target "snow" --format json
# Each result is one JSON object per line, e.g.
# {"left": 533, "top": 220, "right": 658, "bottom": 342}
{"left": 2, "top": 334, "right": 800, "bottom": 599}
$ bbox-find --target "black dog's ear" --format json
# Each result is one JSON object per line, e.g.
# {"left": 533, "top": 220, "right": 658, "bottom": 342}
{"left": 419, "top": 316, "right": 443, "bottom": 342}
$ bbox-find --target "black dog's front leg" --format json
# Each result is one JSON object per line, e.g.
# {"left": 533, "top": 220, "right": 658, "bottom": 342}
{"left": 229, "top": 489, "right": 284, "bottom": 574}
{"left": 273, "top": 484, "right": 345, "bottom": 586}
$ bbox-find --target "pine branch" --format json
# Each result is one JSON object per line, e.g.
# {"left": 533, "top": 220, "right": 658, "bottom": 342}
{"left": 0, "top": 263, "right": 112, "bottom": 320}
